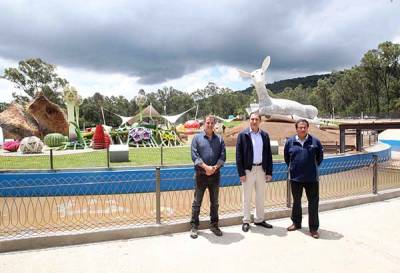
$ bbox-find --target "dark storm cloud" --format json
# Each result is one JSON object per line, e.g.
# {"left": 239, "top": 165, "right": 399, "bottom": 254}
{"left": 0, "top": 0, "right": 399, "bottom": 83}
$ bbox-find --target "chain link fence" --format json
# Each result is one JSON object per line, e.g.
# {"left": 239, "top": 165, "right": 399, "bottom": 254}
{"left": 1, "top": 152, "right": 399, "bottom": 240}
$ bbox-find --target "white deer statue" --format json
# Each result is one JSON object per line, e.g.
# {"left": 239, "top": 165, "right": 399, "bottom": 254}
{"left": 238, "top": 56, "right": 319, "bottom": 123}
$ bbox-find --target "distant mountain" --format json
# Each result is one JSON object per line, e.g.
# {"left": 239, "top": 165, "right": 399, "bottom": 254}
{"left": 239, "top": 73, "right": 330, "bottom": 95}
{"left": 267, "top": 74, "right": 330, "bottom": 93}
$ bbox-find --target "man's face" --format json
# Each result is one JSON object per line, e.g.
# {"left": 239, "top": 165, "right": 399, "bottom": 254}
{"left": 249, "top": 114, "right": 261, "bottom": 131}
{"left": 204, "top": 117, "right": 215, "bottom": 133}
{"left": 296, "top": 121, "right": 309, "bottom": 138}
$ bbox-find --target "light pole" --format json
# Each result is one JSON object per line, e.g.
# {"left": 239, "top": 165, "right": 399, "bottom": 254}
{"left": 135, "top": 89, "right": 147, "bottom": 123}
{"left": 192, "top": 93, "right": 201, "bottom": 120}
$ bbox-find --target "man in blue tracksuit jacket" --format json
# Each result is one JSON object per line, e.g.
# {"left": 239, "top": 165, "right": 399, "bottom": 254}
{"left": 284, "top": 119, "right": 323, "bottom": 239}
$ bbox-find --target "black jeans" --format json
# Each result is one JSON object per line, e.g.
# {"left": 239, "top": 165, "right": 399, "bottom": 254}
{"left": 190, "top": 172, "right": 220, "bottom": 228}
{"left": 290, "top": 181, "right": 319, "bottom": 231}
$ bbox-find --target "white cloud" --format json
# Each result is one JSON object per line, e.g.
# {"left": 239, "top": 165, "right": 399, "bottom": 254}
{"left": 57, "top": 66, "right": 142, "bottom": 100}
{"left": 1, "top": 0, "right": 400, "bottom": 103}
{"left": 0, "top": 79, "right": 20, "bottom": 102}
{"left": 164, "top": 66, "right": 249, "bottom": 93}
{"left": 0, "top": 57, "right": 249, "bottom": 103}
{"left": 0, "top": 56, "right": 25, "bottom": 102}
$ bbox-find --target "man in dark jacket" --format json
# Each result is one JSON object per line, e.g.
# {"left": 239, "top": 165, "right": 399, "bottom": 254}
{"left": 284, "top": 119, "right": 324, "bottom": 239}
{"left": 236, "top": 112, "right": 273, "bottom": 232}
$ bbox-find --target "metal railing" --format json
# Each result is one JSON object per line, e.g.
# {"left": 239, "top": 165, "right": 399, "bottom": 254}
{"left": 1, "top": 154, "right": 399, "bottom": 240}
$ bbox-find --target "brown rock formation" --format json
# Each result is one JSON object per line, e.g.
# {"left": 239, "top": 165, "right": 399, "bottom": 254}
{"left": 0, "top": 103, "right": 40, "bottom": 140}
{"left": 27, "top": 92, "right": 68, "bottom": 136}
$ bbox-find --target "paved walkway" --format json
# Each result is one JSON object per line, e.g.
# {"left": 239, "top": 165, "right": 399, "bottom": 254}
{"left": 1, "top": 198, "right": 400, "bottom": 273}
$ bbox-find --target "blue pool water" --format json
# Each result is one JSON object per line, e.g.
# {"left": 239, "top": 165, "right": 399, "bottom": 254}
{"left": 380, "top": 140, "right": 400, "bottom": 151}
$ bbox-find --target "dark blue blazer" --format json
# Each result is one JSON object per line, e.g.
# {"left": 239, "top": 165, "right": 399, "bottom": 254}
{"left": 236, "top": 128, "right": 273, "bottom": 177}
{"left": 284, "top": 134, "right": 324, "bottom": 183}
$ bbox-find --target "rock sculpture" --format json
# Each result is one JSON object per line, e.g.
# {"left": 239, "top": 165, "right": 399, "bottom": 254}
{"left": 0, "top": 103, "right": 40, "bottom": 139}
{"left": 27, "top": 91, "right": 69, "bottom": 136}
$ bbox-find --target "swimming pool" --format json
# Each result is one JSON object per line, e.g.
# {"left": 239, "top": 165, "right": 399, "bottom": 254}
{"left": 380, "top": 140, "right": 400, "bottom": 151}
{"left": 378, "top": 129, "right": 400, "bottom": 152}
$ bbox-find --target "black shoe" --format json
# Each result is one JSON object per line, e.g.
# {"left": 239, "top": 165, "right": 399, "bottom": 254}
{"left": 254, "top": 221, "right": 273, "bottom": 228}
{"left": 190, "top": 228, "right": 198, "bottom": 239}
{"left": 242, "top": 223, "right": 250, "bottom": 232}
{"left": 210, "top": 226, "right": 223, "bottom": 236}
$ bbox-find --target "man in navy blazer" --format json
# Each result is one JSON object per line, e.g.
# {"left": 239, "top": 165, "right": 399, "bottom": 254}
{"left": 284, "top": 119, "right": 323, "bottom": 239}
{"left": 236, "top": 112, "right": 273, "bottom": 232}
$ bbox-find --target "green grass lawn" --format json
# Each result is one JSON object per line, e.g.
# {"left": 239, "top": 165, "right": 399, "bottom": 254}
{"left": 223, "top": 120, "right": 243, "bottom": 128}
{"left": 0, "top": 146, "right": 283, "bottom": 170}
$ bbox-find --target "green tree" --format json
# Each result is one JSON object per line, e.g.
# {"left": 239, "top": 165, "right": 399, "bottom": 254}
{"left": 79, "top": 93, "right": 139, "bottom": 128}
{"left": 313, "top": 78, "right": 333, "bottom": 115}
{"left": 80, "top": 92, "right": 106, "bottom": 127}
{"left": 147, "top": 86, "right": 194, "bottom": 118}
{"left": 2, "top": 58, "right": 68, "bottom": 106}
{"left": 0, "top": 102, "right": 9, "bottom": 112}
{"left": 376, "top": 41, "right": 400, "bottom": 115}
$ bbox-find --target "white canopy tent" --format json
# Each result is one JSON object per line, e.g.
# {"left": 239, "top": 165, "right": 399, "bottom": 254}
{"left": 215, "top": 115, "right": 236, "bottom": 123}
{"left": 160, "top": 106, "right": 195, "bottom": 125}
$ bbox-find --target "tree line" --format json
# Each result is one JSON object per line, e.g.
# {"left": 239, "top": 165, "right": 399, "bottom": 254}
{"left": 1, "top": 41, "right": 399, "bottom": 127}
{"left": 277, "top": 41, "right": 400, "bottom": 118}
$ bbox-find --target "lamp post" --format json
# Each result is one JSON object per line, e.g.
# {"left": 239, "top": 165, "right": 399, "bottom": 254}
{"left": 135, "top": 89, "right": 147, "bottom": 123}
{"left": 192, "top": 93, "right": 201, "bottom": 120}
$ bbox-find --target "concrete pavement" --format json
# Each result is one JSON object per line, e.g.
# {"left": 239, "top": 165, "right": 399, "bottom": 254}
{"left": 1, "top": 197, "right": 400, "bottom": 273}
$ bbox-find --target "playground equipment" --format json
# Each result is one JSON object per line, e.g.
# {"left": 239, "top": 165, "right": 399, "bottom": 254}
{"left": 3, "top": 140, "right": 20, "bottom": 152}
{"left": 61, "top": 122, "right": 89, "bottom": 150}
{"left": 44, "top": 133, "right": 69, "bottom": 147}
{"left": 124, "top": 126, "right": 183, "bottom": 147}
{"left": 19, "top": 136, "right": 44, "bottom": 154}
{"left": 128, "top": 127, "right": 156, "bottom": 147}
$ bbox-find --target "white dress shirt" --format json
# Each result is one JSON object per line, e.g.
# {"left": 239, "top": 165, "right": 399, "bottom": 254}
{"left": 250, "top": 130, "right": 263, "bottom": 164}
{"left": 295, "top": 134, "right": 309, "bottom": 147}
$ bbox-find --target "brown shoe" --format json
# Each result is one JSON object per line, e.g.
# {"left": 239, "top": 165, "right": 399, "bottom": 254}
{"left": 287, "top": 224, "right": 301, "bottom": 231}
{"left": 310, "top": 230, "right": 319, "bottom": 239}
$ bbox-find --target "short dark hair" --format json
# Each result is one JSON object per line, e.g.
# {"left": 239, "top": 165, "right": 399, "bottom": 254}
{"left": 295, "top": 119, "right": 309, "bottom": 128}
{"left": 250, "top": 112, "right": 261, "bottom": 120}
{"left": 204, "top": 114, "right": 216, "bottom": 123}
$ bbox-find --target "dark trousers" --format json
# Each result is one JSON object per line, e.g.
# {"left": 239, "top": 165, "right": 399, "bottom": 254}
{"left": 190, "top": 172, "right": 220, "bottom": 228}
{"left": 290, "top": 181, "right": 319, "bottom": 231}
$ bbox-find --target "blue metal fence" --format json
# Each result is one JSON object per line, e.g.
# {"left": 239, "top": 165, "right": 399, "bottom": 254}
{"left": 0, "top": 145, "right": 391, "bottom": 197}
